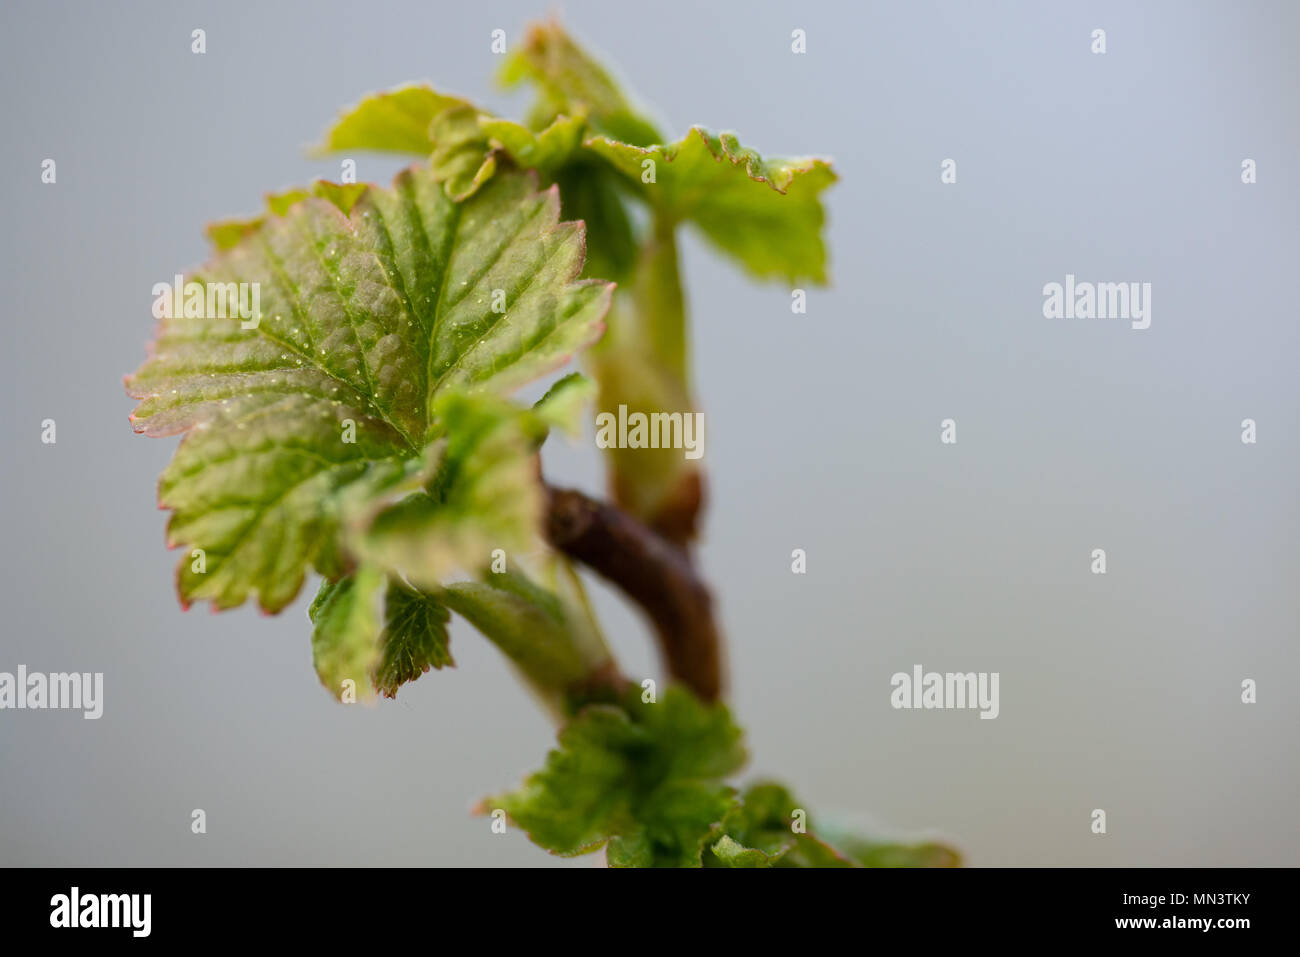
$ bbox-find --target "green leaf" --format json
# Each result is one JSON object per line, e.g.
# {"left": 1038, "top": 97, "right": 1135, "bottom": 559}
{"left": 309, "top": 569, "right": 452, "bottom": 700}
{"left": 586, "top": 128, "right": 836, "bottom": 283}
{"left": 481, "top": 112, "right": 587, "bottom": 176}
{"left": 205, "top": 215, "right": 268, "bottom": 252}
{"left": 346, "top": 390, "right": 545, "bottom": 591}
{"left": 314, "top": 84, "right": 467, "bottom": 155}
{"left": 314, "top": 67, "right": 641, "bottom": 283}
{"left": 817, "top": 828, "right": 963, "bottom": 868}
{"left": 500, "top": 21, "right": 662, "bottom": 147}
{"left": 488, "top": 686, "right": 747, "bottom": 866}
{"left": 490, "top": 703, "right": 637, "bottom": 855}
{"left": 704, "top": 781, "right": 856, "bottom": 868}
{"left": 704, "top": 782, "right": 960, "bottom": 867}
{"left": 315, "top": 78, "right": 592, "bottom": 195}
{"left": 411, "top": 171, "right": 612, "bottom": 406}
{"left": 493, "top": 22, "right": 658, "bottom": 283}
{"left": 708, "top": 834, "right": 772, "bottom": 868}
{"left": 127, "top": 166, "right": 612, "bottom": 613}
{"left": 705, "top": 782, "right": 799, "bottom": 867}
{"left": 551, "top": 159, "right": 639, "bottom": 284}
{"left": 640, "top": 687, "right": 746, "bottom": 782}
{"left": 532, "top": 372, "right": 595, "bottom": 438}
{"left": 205, "top": 181, "right": 370, "bottom": 250}
{"left": 430, "top": 110, "right": 593, "bottom": 202}
{"left": 373, "top": 578, "right": 453, "bottom": 697}
{"left": 606, "top": 780, "right": 737, "bottom": 868}
{"left": 309, "top": 563, "right": 385, "bottom": 701}
{"left": 428, "top": 105, "right": 498, "bottom": 201}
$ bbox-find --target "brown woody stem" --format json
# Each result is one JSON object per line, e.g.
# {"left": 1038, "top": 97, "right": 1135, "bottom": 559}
{"left": 543, "top": 484, "right": 723, "bottom": 702}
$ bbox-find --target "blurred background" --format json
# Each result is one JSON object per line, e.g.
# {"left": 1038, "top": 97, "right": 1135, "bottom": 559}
{"left": 1, "top": 0, "right": 1296, "bottom": 866}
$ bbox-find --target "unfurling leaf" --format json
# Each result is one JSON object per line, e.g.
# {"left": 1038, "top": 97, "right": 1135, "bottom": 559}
{"left": 431, "top": 110, "right": 591, "bottom": 202}
{"left": 428, "top": 105, "right": 498, "bottom": 201}
{"left": 317, "top": 84, "right": 587, "bottom": 203}
{"left": 480, "top": 113, "right": 588, "bottom": 176}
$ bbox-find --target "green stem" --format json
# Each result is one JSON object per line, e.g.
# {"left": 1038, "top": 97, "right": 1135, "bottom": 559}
{"left": 633, "top": 212, "right": 689, "bottom": 386}
{"left": 439, "top": 569, "right": 625, "bottom": 721}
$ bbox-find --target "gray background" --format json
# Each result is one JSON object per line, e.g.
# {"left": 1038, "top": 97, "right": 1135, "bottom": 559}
{"left": 1, "top": 0, "right": 1296, "bottom": 866}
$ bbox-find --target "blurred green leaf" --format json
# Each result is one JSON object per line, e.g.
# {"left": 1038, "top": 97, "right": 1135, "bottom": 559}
{"left": 488, "top": 687, "right": 747, "bottom": 866}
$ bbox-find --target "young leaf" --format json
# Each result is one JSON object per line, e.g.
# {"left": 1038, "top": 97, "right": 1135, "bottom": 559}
{"left": 499, "top": 20, "right": 662, "bottom": 147}
{"left": 309, "top": 569, "right": 452, "bottom": 700}
{"left": 487, "top": 687, "right": 747, "bottom": 866}
{"left": 324, "top": 79, "right": 637, "bottom": 282}
{"left": 586, "top": 129, "right": 837, "bottom": 284}
{"left": 480, "top": 113, "right": 587, "bottom": 176}
{"left": 488, "top": 704, "right": 637, "bottom": 855}
{"left": 704, "top": 782, "right": 961, "bottom": 868}
{"left": 703, "top": 781, "right": 852, "bottom": 868}
{"left": 429, "top": 110, "right": 591, "bottom": 202}
{"left": 345, "top": 391, "right": 545, "bottom": 591}
{"left": 531, "top": 372, "right": 596, "bottom": 438}
{"left": 309, "top": 563, "right": 385, "bottom": 701}
{"left": 816, "top": 829, "right": 962, "bottom": 868}
{"left": 707, "top": 834, "right": 771, "bottom": 868}
{"left": 373, "top": 578, "right": 453, "bottom": 697}
{"left": 127, "top": 166, "right": 612, "bottom": 613}
{"left": 316, "top": 81, "right": 588, "bottom": 191}
{"left": 428, "top": 105, "right": 498, "bottom": 201}
{"left": 314, "top": 84, "right": 468, "bottom": 155}
{"left": 605, "top": 780, "right": 737, "bottom": 868}
{"left": 490, "top": 22, "right": 656, "bottom": 283}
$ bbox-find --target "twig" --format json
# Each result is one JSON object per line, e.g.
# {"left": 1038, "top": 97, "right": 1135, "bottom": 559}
{"left": 543, "top": 484, "right": 723, "bottom": 701}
